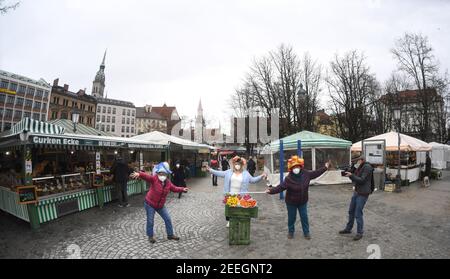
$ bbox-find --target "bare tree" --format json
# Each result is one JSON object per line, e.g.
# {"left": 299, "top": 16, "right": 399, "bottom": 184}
{"left": 391, "top": 32, "right": 448, "bottom": 142}
{"left": 0, "top": 0, "right": 20, "bottom": 15}
{"left": 230, "top": 44, "right": 322, "bottom": 139}
{"left": 326, "top": 50, "right": 380, "bottom": 142}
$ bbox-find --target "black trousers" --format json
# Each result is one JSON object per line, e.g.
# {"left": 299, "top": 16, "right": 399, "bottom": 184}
{"left": 212, "top": 175, "right": 218, "bottom": 186}
{"left": 116, "top": 181, "right": 128, "bottom": 205}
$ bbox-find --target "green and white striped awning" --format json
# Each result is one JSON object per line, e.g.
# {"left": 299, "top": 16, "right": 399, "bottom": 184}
{"left": 11, "top": 117, "right": 65, "bottom": 135}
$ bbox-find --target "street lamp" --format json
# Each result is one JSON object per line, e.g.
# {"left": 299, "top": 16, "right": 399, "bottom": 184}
{"left": 393, "top": 106, "right": 402, "bottom": 193}
{"left": 72, "top": 108, "right": 80, "bottom": 133}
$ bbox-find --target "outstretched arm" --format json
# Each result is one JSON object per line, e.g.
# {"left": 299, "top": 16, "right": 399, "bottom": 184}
{"left": 267, "top": 180, "right": 287, "bottom": 194}
{"left": 207, "top": 166, "right": 228, "bottom": 177}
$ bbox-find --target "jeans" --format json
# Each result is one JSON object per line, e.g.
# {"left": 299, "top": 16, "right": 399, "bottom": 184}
{"left": 116, "top": 181, "right": 128, "bottom": 205}
{"left": 144, "top": 202, "right": 174, "bottom": 237}
{"left": 286, "top": 203, "right": 310, "bottom": 236}
{"left": 212, "top": 175, "right": 218, "bottom": 186}
{"left": 345, "top": 192, "right": 369, "bottom": 234}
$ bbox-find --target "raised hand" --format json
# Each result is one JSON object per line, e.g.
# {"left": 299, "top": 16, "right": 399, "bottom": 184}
{"left": 261, "top": 173, "right": 268, "bottom": 180}
{"left": 130, "top": 172, "right": 140, "bottom": 179}
{"left": 183, "top": 187, "right": 189, "bottom": 193}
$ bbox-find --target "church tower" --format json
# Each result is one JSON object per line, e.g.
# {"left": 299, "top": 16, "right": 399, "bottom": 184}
{"left": 195, "top": 99, "right": 205, "bottom": 143}
{"left": 92, "top": 50, "right": 107, "bottom": 98}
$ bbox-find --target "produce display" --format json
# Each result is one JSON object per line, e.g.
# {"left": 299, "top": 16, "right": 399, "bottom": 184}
{"left": 223, "top": 194, "right": 257, "bottom": 208}
{"left": 32, "top": 174, "right": 92, "bottom": 197}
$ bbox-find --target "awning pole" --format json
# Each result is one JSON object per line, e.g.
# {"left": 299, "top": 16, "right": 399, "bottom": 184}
{"left": 279, "top": 140, "right": 284, "bottom": 200}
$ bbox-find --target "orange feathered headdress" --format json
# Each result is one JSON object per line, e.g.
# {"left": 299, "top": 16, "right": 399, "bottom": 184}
{"left": 231, "top": 156, "right": 247, "bottom": 166}
{"left": 287, "top": 155, "right": 304, "bottom": 171}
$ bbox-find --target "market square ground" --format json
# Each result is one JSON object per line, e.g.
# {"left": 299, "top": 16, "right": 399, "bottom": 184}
{"left": 1, "top": 171, "right": 449, "bottom": 259}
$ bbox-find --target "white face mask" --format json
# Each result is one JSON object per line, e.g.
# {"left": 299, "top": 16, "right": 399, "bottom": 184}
{"left": 176, "top": 164, "right": 180, "bottom": 168}
{"left": 293, "top": 168, "right": 301, "bottom": 175}
{"left": 234, "top": 165, "right": 241, "bottom": 171}
{"left": 354, "top": 163, "right": 360, "bottom": 168}
{"left": 158, "top": 175, "right": 167, "bottom": 182}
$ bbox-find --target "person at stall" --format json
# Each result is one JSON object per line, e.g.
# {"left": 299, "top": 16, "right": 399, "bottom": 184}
{"left": 221, "top": 156, "right": 230, "bottom": 171}
{"left": 265, "top": 155, "right": 329, "bottom": 240}
{"left": 206, "top": 156, "right": 267, "bottom": 228}
{"left": 340, "top": 155, "right": 374, "bottom": 241}
{"left": 111, "top": 156, "right": 134, "bottom": 208}
{"left": 172, "top": 162, "right": 187, "bottom": 199}
{"left": 43, "top": 161, "right": 54, "bottom": 175}
{"left": 210, "top": 158, "right": 219, "bottom": 186}
{"left": 131, "top": 162, "right": 188, "bottom": 243}
{"left": 425, "top": 152, "right": 432, "bottom": 180}
{"left": 247, "top": 156, "right": 256, "bottom": 176}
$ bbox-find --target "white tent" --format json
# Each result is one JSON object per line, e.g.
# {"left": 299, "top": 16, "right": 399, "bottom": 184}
{"left": 132, "top": 131, "right": 215, "bottom": 151}
{"left": 417, "top": 142, "right": 450, "bottom": 170}
{"left": 352, "top": 131, "right": 432, "bottom": 152}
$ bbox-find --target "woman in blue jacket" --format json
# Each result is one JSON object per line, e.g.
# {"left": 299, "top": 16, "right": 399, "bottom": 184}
{"left": 206, "top": 156, "right": 267, "bottom": 227}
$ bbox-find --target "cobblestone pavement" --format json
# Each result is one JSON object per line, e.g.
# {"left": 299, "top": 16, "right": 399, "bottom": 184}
{"left": 1, "top": 171, "right": 449, "bottom": 259}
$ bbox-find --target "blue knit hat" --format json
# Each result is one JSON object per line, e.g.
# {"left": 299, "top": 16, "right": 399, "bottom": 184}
{"left": 153, "top": 162, "right": 172, "bottom": 174}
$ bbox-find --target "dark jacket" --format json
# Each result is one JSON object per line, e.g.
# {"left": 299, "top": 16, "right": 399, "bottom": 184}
{"left": 111, "top": 159, "right": 133, "bottom": 183}
{"left": 172, "top": 166, "right": 187, "bottom": 187}
{"left": 269, "top": 167, "right": 328, "bottom": 205}
{"left": 247, "top": 159, "right": 256, "bottom": 173}
{"left": 221, "top": 159, "right": 230, "bottom": 171}
{"left": 350, "top": 162, "right": 373, "bottom": 195}
{"left": 140, "top": 172, "right": 185, "bottom": 209}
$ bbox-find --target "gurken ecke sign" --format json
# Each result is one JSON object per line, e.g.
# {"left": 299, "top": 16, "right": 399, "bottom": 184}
{"left": 30, "top": 136, "right": 163, "bottom": 149}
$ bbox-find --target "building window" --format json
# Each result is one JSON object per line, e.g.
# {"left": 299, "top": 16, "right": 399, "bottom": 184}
{"left": 41, "top": 114, "right": 46, "bottom": 121}
{"left": 102, "top": 115, "right": 105, "bottom": 122}
{"left": 9, "top": 83, "right": 17, "bottom": 92}
{"left": 33, "top": 101, "right": 42, "bottom": 110}
{"left": 26, "top": 87, "right": 34, "bottom": 96}
{"left": 53, "top": 97, "right": 58, "bottom": 104}
{"left": 6, "top": 95, "right": 15, "bottom": 104}
{"left": 131, "top": 118, "right": 134, "bottom": 125}
{"left": 107, "top": 107, "right": 111, "bottom": 114}
{"left": 127, "top": 118, "right": 130, "bottom": 125}
{"left": 103, "top": 107, "right": 106, "bottom": 113}
{"left": 32, "top": 113, "right": 40, "bottom": 120}
{"left": 101, "top": 124, "right": 105, "bottom": 132}
{"left": 0, "top": 94, "right": 5, "bottom": 102}
{"left": 127, "top": 110, "right": 130, "bottom": 116}
{"left": 97, "top": 106, "right": 101, "bottom": 113}
{"left": 126, "top": 126, "right": 130, "bottom": 133}
{"left": 96, "top": 115, "right": 100, "bottom": 122}
{"left": 107, "top": 116, "right": 110, "bottom": 123}
{"left": 122, "top": 118, "right": 125, "bottom": 124}
{"left": 14, "top": 110, "right": 22, "bottom": 119}
{"left": 63, "top": 99, "right": 69, "bottom": 107}
{"left": 25, "top": 99, "right": 33, "bottom": 107}
{"left": 131, "top": 127, "right": 134, "bottom": 133}
{"left": 132, "top": 110, "right": 135, "bottom": 117}
{"left": 122, "top": 126, "right": 125, "bottom": 133}
{"left": 51, "top": 111, "right": 58, "bottom": 119}
{"left": 122, "top": 109, "right": 126, "bottom": 115}
{"left": 3, "top": 122, "right": 12, "bottom": 131}
{"left": 4, "top": 109, "right": 12, "bottom": 118}
{"left": 61, "top": 112, "right": 68, "bottom": 119}
{"left": 36, "top": 89, "right": 43, "bottom": 98}
{"left": 43, "top": 91, "right": 49, "bottom": 99}
{"left": 42, "top": 103, "right": 47, "bottom": 111}
{"left": 23, "top": 111, "right": 31, "bottom": 118}
{"left": 111, "top": 126, "right": 115, "bottom": 132}
{"left": 113, "top": 108, "right": 116, "bottom": 114}
{"left": 18, "top": 85, "right": 26, "bottom": 94}
{"left": 1, "top": 80, "right": 9, "bottom": 89}
{"left": 112, "top": 116, "right": 115, "bottom": 123}
{"left": 15, "top": 97, "right": 24, "bottom": 106}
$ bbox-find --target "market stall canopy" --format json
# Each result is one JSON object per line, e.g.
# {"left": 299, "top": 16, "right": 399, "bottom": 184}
{"left": 351, "top": 131, "right": 432, "bottom": 152}
{"left": 2, "top": 117, "right": 65, "bottom": 137}
{"left": 132, "top": 131, "right": 216, "bottom": 151}
{"left": 49, "top": 119, "right": 113, "bottom": 136}
{"left": 264, "top": 130, "right": 352, "bottom": 152}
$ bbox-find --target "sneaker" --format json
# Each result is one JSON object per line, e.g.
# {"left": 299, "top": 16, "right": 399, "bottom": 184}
{"left": 168, "top": 235, "right": 180, "bottom": 241}
{"left": 118, "top": 204, "right": 124, "bottom": 208}
{"left": 353, "top": 234, "right": 363, "bottom": 241}
{"left": 125, "top": 203, "right": 130, "bottom": 208}
{"left": 148, "top": 237, "right": 156, "bottom": 244}
{"left": 304, "top": 234, "right": 311, "bottom": 240}
{"left": 339, "top": 229, "right": 352, "bottom": 234}
{"left": 287, "top": 233, "right": 294, "bottom": 239}
{"left": 226, "top": 222, "right": 230, "bottom": 228}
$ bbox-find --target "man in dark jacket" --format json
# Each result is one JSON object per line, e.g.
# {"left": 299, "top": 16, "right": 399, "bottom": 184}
{"left": 247, "top": 156, "right": 256, "bottom": 176}
{"left": 266, "top": 155, "right": 329, "bottom": 240}
{"left": 172, "top": 162, "right": 187, "bottom": 198}
{"left": 111, "top": 156, "right": 133, "bottom": 207}
{"left": 425, "top": 152, "right": 432, "bottom": 178}
{"left": 340, "top": 156, "right": 373, "bottom": 241}
{"left": 221, "top": 156, "right": 230, "bottom": 171}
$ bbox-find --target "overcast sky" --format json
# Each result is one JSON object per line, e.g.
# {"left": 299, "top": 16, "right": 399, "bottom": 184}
{"left": 1, "top": 0, "right": 449, "bottom": 130}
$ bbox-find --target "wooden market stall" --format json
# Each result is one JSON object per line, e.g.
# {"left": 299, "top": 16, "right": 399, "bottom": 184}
{"left": 0, "top": 118, "right": 167, "bottom": 229}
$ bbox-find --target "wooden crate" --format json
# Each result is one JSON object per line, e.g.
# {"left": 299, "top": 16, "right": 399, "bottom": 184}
{"left": 225, "top": 206, "right": 258, "bottom": 245}
{"left": 384, "top": 183, "right": 396, "bottom": 192}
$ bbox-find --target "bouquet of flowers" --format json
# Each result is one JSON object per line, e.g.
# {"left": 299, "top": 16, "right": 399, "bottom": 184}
{"left": 223, "top": 194, "right": 257, "bottom": 208}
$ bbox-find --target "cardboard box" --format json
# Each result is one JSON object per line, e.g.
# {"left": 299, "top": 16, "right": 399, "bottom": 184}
{"left": 384, "top": 184, "right": 396, "bottom": 192}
